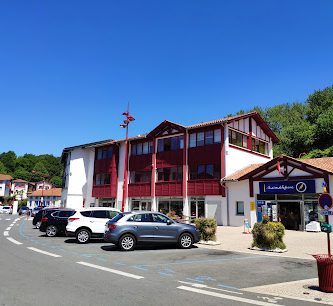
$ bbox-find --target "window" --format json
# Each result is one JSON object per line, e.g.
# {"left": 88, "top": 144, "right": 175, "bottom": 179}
{"left": 252, "top": 138, "right": 268, "bottom": 155}
{"left": 189, "top": 133, "right": 196, "bottom": 148}
{"left": 59, "top": 210, "right": 75, "bottom": 218}
{"left": 189, "top": 129, "right": 221, "bottom": 147}
{"left": 127, "top": 213, "right": 152, "bottom": 222}
{"left": 131, "top": 141, "right": 153, "bottom": 156}
{"left": 205, "top": 130, "right": 213, "bottom": 145}
{"left": 130, "top": 171, "right": 151, "bottom": 183}
{"left": 197, "top": 132, "right": 204, "bottom": 146}
{"left": 229, "top": 129, "right": 247, "bottom": 149}
{"left": 157, "top": 167, "right": 182, "bottom": 181}
{"left": 190, "top": 164, "right": 220, "bottom": 180}
{"left": 214, "top": 129, "right": 221, "bottom": 143}
{"left": 236, "top": 201, "right": 244, "bottom": 215}
{"left": 96, "top": 147, "right": 112, "bottom": 160}
{"left": 92, "top": 210, "right": 107, "bottom": 218}
{"left": 152, "top": 213, "right": 170, "bottom": 223}
{"left": 80, "top": 211, "right": 92, "bottom": 217}
{"left": 107, "top": 211, "right": 119, "bottom": 219}
{"left": 157, "top": 136, "right": 184, "bottom": 152}
{"left": 95, "top": 173, "right": 111, "bottom": 185}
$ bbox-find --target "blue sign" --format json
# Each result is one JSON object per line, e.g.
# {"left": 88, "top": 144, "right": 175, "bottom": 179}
{"left": 259, "top": 180, "right": 316, "bottom": 194}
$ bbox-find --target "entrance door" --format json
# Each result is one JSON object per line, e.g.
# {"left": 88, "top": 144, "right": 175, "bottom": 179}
{"left": 190, "top": 198, "right": 205, "bottom": 218}
{"left": 278, "top": 202, "right": 301, "bottom": 230}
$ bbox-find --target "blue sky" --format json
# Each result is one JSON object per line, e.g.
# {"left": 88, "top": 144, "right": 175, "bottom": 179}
{"left": 1, "top": 0, "right": 333, "bottom": 157}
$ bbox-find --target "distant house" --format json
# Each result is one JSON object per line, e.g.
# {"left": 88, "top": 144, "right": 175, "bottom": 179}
{"left": 28, "top": 188, "right": 62, "bottom": 207}
{"left": 11, "top": 179, "right": 28, "bottom": 200}
{"left": 35, "top": 181, "right": 53, "bottom": 191}
{"left": 0, "top": 174, "right": 13, "bottom": 198}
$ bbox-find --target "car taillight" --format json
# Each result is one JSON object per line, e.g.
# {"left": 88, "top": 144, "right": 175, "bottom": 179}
{"left": 41, "top": 217, "right": 48, "bottom": 223}
{"left": 108, "top": 224, "right": 116, "bottom": 230}
{"left": 68, "top": 217, "right": 80, "bottom": 222}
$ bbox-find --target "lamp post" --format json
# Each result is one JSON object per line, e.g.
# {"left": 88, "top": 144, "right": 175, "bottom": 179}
{"left": 120, "top": 110, "right": 135, "bottom": 212}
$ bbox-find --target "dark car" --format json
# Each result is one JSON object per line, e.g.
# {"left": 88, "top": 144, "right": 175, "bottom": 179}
{"left": 33, "top": 208, "right": 59, "bottom": 229}
{"left": 31, "top": 206, "right": 43, "bottom": 217}
{"left": 39, "top": 209, "right": 76, "bottom": 237}
{"left": 18, "top": 206, "right": 30, "bottom": 215}
{"left": 104, "top": 211, "right": 200, "bottom": 251}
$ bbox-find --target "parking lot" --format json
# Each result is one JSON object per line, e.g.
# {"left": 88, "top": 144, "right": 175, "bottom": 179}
{"left": 1, "top": 215, "right": 330, "bottom": 306}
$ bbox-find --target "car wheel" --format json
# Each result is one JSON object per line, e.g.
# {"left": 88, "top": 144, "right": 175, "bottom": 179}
{"left": 76, "top": 229, "right": 91, "bottom": 244}
{"left": 36, "top": 221, "right": 41, "bottom": 229}
{"left": 178, "top": 233, "right": 193, "bottom": 249}
{"left": 46, "top": 225, "right": 58, "bottom": 237}
{"left": 119, "top": 234, "right": 136, "bottom": 251}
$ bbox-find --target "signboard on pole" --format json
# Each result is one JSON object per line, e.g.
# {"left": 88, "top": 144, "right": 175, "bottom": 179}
{"left": 318, "top": 193, "right": 333, "bottom": 210}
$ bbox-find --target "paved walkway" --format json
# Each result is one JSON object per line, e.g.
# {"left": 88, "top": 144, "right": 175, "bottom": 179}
{"left": 198, "top": 226, "right": 333, "bottom": 305}
{"left": 199, "top": 226, "right": 330, "bottom": 260}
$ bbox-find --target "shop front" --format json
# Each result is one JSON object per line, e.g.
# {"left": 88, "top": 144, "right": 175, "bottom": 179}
{"left": 256, "top": 180, "right": 325, "bottom": 230}
{"left": 98, "top": 198, "right": 116, "bottom": 207}
{"left": 130, "top": 198, "right": 152, "bottom": 211}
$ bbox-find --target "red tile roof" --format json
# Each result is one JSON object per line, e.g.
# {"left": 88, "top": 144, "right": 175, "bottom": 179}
{"left": 29, "top": 188, "right": 62, "bottom": 197}
{"left": 13, "top": 179, "right": 28, "bottom": 183}
{"left": 300, "top": 157, "right": 333, "bottom": 173}
{"left": 223, "top": 164, "right": 263, "bottom": 181}
{"left": 0, "top": 174, "right": 12, "bottom": 181}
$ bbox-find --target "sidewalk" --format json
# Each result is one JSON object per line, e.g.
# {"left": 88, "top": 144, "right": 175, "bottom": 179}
{"left": 198, "top": 226, "right": 329, "bottom": 260}
{"left": 198, "top": 226, "right": 333, "bottom": 305}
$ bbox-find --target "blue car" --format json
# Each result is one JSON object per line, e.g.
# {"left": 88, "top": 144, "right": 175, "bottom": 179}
{"left": 104, "top": 211, "right": 200, "bottom": 251}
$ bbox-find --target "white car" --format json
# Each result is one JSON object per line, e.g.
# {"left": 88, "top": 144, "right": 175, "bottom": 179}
{"left": 66, "top": 207, "right": 120, "bottom": 243}
{"left": 1, "top": 206, "right": 13, "bottom": 214}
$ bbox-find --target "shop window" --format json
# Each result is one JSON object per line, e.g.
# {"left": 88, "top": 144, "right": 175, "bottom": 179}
{"left": 236, "top": 201, "right": 244, "bottom": 215}
{"left": 158, "top": 200, "right": 183, "bottom": 218}
{"left": 157, "top": 167, "right": 182, "bottom": 181}
{"left": 157, "top": 136, "right": 184, "bottom": 152}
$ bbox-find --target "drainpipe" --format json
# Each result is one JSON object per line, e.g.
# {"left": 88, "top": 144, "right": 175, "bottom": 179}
{"left": 220, "top": 179, "right": 230, "bottom": 226}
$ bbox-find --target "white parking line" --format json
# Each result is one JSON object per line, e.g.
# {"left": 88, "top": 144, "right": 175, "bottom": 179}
{"left": 6, "top": 227, "right": 11, "bottom": 231}
{"left": 178, "top": 281, "right": 243, "bottom": 295}
{"left": 5, "top": 218, "right": 10, "bottom": 221}
{"left": 77, "top": 261, "right": 144, "bottom": 280}
{"left": 177, "top": 286, "right": 284, "bottom": 306}
{"left": 7, "top": 237, "right": 23, "bottom": 245}
{"left": 27, "top": 247, "right": 62, "bottom": 258}
{"left": 3, "top": 231, "right": 9, "bottom": 236}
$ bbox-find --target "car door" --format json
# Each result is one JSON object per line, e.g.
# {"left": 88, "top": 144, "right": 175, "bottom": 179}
{"left": 127, "top": 213, "right": 156, "bottom": 242}
{"left": 57, "top": 210, "right": 75, "bottom": 231}
{"left": 152, "top": 213, "right": 179, "bottom": 242}
{"left": 90, "top": 210, "right": 109, "bottom": 234}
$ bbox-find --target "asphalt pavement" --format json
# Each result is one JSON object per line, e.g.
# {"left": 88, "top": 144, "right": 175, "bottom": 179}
{"left": 0, "top": 215, "right": 329, "bottom": 306}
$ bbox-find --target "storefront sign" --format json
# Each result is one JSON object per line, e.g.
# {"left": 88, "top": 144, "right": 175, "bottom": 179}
{"left": 259, "top": 180, "right": 316, "bottom": 194}
{"left": 320, "top": 210, "right": 333, "bottom": 215}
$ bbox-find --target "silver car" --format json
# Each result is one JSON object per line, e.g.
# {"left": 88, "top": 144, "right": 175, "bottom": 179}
{"left": 104, "top": 211, "right": 200, "bottom": 251}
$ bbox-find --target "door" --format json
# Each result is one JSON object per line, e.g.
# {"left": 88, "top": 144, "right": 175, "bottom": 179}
{"left": 152, "top": 213, "right": 178, "bottom": 242}
{"left": 141, "top": 201, "right": 151, "bottom": 211}
{"left": 127, "top": 213, "right": 156, "bottom": 242}
{"left": 278, "top": 202, "right": 301, "bottom": 230}
{"left": 90, "top": 210, "right": 110, "bottom": 234}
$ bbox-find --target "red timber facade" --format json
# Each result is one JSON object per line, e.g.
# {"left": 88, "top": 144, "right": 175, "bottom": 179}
{"left": 92, "top": 144, "right": 119, "bottom": 205}
{"left": 62, "top": 111, "right": 278, "bottom": 224}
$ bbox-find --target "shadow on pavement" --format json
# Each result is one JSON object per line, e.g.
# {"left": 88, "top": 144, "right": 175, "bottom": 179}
{"left": 64, "top": 238, "right": 106, "bottom": 244}
{"left": 100, "top": 244, "right": 198, "bottom": 252}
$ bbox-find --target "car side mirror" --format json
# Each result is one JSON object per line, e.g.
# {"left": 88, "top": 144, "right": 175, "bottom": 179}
{"left": 167, "top": 220, "right": 173, "bottom": 225}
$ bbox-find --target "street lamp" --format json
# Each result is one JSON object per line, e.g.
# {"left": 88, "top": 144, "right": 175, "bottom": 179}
{"left": 120, "top": 110, "right": 135, "bottom": 212}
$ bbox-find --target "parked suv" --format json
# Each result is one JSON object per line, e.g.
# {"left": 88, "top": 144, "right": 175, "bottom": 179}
{"left": 66, "top": 207, "right": 120, "bottom": 244}
{"left": 33, "top": 208, "right": 59, "bottom": 229}
{"left": 104, "top": 211, "right": 200, "bottom": 251}
{"left": 39, "top": 209, "right": 76, "bottom": 237}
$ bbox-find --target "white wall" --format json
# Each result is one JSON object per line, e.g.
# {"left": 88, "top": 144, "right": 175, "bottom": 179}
{"left": 226, "top": 180, "right": 254, "bottom": 227}
{"left": 205, "top": 196, "right": 223, "bottom": 225}
{"left": 116, "top": 141, "right": 127, "bottom": 211}
{"left": 64, "top": 148, "right": 95, "bottom": 210}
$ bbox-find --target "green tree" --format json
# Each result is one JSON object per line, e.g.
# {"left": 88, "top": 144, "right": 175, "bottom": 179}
{"left": 0, "top": 161, "right": 6, "bottom": 174}
{"left": 0, "top": 151, "right": 17, "bottom": 173}
{"left": 13, "top": 167, "right": 31, "bottom": 181}
{"left": 306, "top": 85, "right": 333, "bottom": 124}
{"left": 313, "top": 106, "right": 333, "bottom": 148}
{"left": 31, "top": 162, "right": 49, "bottom": 182}
{"left": 50, "top": 176, "right": 63, "bottom": 187}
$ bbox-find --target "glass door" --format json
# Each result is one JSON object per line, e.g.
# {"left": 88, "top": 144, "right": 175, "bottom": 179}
{"left": 190, "top": 198, "right": 205, "bottom": 219}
